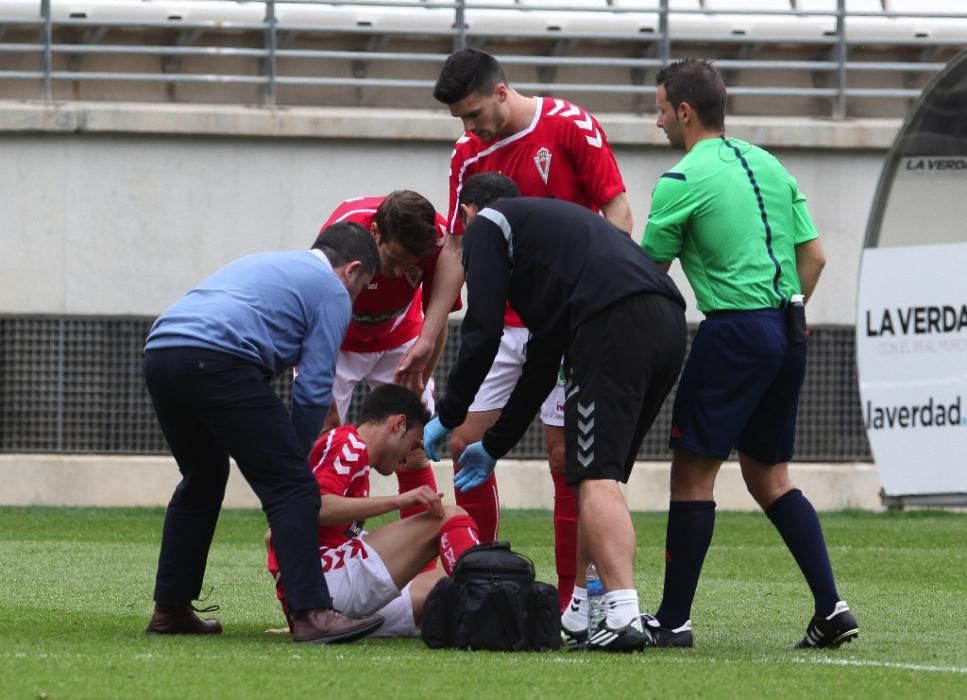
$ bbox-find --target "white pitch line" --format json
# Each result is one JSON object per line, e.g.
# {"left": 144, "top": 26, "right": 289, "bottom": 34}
{"left": 794, "top": 657, "right": 967, "bottom": 674}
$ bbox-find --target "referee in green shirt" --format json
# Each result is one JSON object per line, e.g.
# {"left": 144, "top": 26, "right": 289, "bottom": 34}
{"left": 640, "top": 59, "right": 858, "bottom": 650}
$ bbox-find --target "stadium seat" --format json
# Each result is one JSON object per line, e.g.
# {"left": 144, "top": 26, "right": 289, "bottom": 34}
{"left": 609, "top": 0, "right": 732, "bottom": 38}
{"left": 274, "top": 2, "right": 364, "bottom": 29}
{"left": 697, "top": 1, "right": 833, "bottom": 40}
{"left": 0, "top": 0, "right": 42, "bottom": 20}
{"left": 884, "top": 0, "right": 963, "bottom": 12}
{"left": 666, "top": 0, "right": 703, "bottom": 9}
{"left": 51, "top": 1, "right": 172, "bottom": 21}
{"left": 52, "top": 1, "right": 276, "bottom": 24}
{"left": 519, "top": 0, "right": 611, "bottom": 7}
{"left": 796, "top": 0, "right": 937, "bottom": 41}
{"left": 462, "top": 6, "right": 554, "bottom": 34}
{"left": 353, "top": 5, "right": 454, "bottom": 32}
{"left": 533, "top": 6, "right": 660, "bottom": 35}
{"left": 703, "top": 0, "right": 793, "bottom": 10}
{"left": 882, "top": 0, "right": 967, "bottom": 39}
{"left": 795, "top": 0, "right": 883, "bottom": 11}
{"left": 150, "top": 1, "right": 267, "bottom": 23}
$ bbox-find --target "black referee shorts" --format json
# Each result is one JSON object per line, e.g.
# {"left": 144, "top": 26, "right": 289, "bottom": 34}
{"left": 563, "top": 293, "right": 687, "bottom": 487}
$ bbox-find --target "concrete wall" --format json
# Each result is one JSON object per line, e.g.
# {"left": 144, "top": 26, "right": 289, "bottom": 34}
{"left": 0, "top": 101, "right": 899, "bottom": 325}
{"left": 0, "top": 455, "right": 883, "bottom": 512}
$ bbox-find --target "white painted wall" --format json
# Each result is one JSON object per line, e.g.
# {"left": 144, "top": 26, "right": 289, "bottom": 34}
{"left": 0, "top": 103, "right": 896, "bottom": 325}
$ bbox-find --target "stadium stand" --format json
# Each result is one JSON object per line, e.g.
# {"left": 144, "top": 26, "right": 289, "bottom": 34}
{"left": 0, "top": 0, "right": 964, "bottom": 115}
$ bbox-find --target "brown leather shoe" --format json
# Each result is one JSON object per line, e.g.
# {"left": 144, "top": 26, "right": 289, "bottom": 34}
{"left": 146, "top": 604, "right": 223, "bottom": 635}
{"left": 290, "top": 609, "right": 383, "bottom": 644}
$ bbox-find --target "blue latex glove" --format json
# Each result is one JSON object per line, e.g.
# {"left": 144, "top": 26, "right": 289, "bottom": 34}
{"left": 454, "top": 441, "right": 497, "bottom": 493}
{"left": 422, "top": 416, "right": 450, "bottom": 461}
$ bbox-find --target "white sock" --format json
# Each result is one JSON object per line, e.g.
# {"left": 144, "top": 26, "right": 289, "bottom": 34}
{"left": 605, "top": 589, "right": 640, "bottom": 628}
{"left": 561, "top": 586, "right": 588, "bottom": 631}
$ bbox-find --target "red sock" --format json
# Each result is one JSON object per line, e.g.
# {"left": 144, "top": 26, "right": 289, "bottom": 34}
{"left": 454, "top": 470, "right": 500, "bottom": 542}
{"left": 396, "top": 463, "right": 438, "bottom": 519}
{"left": 397, "top": 463, "right": 440, "bottom": 571}
{"left": 438, "top": 514, "right": 480, "bottom": 575}
{"left": 552, "top": 472, "right": 578, "bottom": 612}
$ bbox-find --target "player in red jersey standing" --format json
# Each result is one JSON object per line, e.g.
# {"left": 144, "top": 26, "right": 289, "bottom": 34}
{"left": 267, "top": 385, "right": 480, "bottom": 637}
{"left": 317, "top": 191, "right": 460, "bottom": 526}
{"left": 397, "top": 48, "right": 633, "bottom": 611}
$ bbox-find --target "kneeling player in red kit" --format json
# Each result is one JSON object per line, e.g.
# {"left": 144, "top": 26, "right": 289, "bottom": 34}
{"left": 267, "top": 384, "right": 479, "bottom": 636}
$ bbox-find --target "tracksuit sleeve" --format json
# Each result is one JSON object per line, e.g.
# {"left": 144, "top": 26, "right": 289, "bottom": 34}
{"left": 435, "top": 218, "right": 510, "bottom": 429}
{"left": 291, "top": 294, "right": 351, "bottom": 453}
{"left": 482, "top": 331, "right": 565, "bottom": 459}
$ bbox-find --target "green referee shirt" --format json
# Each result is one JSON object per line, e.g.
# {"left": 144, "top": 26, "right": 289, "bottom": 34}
{"left": 642, "top": 136, "right": 819, "bottom": 313}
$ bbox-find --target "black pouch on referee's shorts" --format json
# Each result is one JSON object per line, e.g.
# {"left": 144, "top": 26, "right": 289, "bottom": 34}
{"left": 786, "top": 294, "right": 808, "bottom": 345}
{"left": 421, "top": 542, "right": 561, "bottom": 651}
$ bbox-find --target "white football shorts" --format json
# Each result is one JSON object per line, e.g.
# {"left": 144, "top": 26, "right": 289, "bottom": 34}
{"left": 322, "top": 537, "right": 417, "bottom": 637}
{"left": 333, "top": 337, "right": 435, "bottom": 422}
{"left": 468, "top": 325, "right": 564, "bottom": 427}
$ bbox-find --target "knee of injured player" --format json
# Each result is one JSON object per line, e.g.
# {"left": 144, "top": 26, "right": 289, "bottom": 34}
{"left": 439, "top": 504, "right": 469, "bottom": 522}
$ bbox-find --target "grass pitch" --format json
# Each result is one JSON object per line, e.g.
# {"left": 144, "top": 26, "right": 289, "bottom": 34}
{"left": 2, "top": 507, "right": 966, "bottom": 699}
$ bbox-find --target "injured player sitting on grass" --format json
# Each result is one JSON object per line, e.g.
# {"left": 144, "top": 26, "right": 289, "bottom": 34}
{"left": 265, "top": 384, "right": 480, "bottom": 637}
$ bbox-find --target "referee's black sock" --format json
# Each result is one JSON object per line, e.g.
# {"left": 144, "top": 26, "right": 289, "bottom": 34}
{"left": 655, "top": 500, "right": 716, "bottom": 630}
{"left": 765, "top": 488, "right": 840, "bottom": 617}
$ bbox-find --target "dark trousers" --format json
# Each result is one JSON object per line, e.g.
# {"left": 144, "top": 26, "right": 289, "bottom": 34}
{"left": 144, "top": 347, "right": 333, "bottom": 611}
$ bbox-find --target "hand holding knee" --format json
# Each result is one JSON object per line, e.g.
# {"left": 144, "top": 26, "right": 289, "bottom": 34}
{"left": 398, "top": 485, "right": 445, "bottom": 518}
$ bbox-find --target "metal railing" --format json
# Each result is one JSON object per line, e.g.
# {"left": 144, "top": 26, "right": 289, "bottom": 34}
{"left": 0, "top": 0, "right": 964, "bottom": 117}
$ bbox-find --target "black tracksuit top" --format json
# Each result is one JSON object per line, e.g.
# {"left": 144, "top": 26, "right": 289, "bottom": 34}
{"left": 436, "top": 197, "right": 685, "bottom": 459}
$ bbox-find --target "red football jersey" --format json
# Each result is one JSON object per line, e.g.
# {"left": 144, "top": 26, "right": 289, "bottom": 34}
{"left": 308, "top": 426, "right": 371, "bottom": 550}
{"left": 445, "top": 97, "right": 626, "bottom": 326}
{"left": 266, "top": 426, "right": 371, "bottom": 579}
{"left": 322, "top": 196, "right": 457, "bottom": 352}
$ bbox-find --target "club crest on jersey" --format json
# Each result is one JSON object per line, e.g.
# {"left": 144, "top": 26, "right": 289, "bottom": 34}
{"left": 534, "top": 147, "right": 552, "bottom": 184}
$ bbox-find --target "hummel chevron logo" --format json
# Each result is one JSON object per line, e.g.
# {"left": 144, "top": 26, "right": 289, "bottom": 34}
{"left": 547, "top": 99, "right": 603, "bottom": 147}
{"left": 333, "top": 457, "right": 350, "bottom": 475}
{"left": 577, "top": 399, "right": 595, "bottom": 468}
{"left": 572, "top": 111, "right": 604, "bottom": 149}
{"left": 340, "top": 444, "right": 360, "bottom": 462}
{"left": 347, "top": 432, "right": 366, "bottom": 450}
{"left": 566, "top": 382, "right": 580, "bottom": 400}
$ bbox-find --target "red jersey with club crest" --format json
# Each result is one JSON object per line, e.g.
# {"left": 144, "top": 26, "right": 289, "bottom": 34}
{"left": 445, "top": 97, "right": 626, "bottom": 326}
{"left": 321, "top": 196, "right": 458, "bottom": 352}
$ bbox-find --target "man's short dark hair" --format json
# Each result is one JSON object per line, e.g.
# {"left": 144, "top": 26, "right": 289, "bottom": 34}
{"left": 433, "top": 48, "right": 507, "bottom": 105}
{"left": 357, "top": 384, "right": 430, "bottom": 432}
{"left": 459, "top": 172, "right": 521, "bottom": 211}
{"left": 655, "top": 59, "right": 727, "bottom": 131}
{"left": 312, "top": 221, "right": 380, "bottom": 276}
{"left": 374, "top": 190, "right": 437, "bottom": 258}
